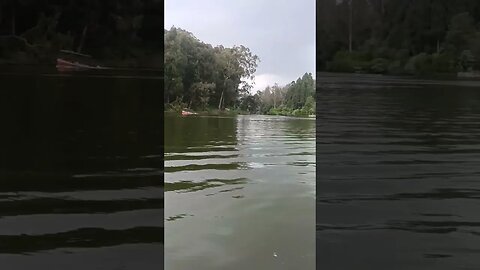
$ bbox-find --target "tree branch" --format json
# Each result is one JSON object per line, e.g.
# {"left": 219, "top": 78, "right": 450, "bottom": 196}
{"left": 0, "top": 35, "right": 42, "bottom": 48}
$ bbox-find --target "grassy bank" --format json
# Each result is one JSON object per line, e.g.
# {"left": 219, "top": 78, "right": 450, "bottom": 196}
{"left": 266, "top": 107, "right": 315, "bottom": 117}
{"left": 165, "top": 107, "right": 315, "bottom": 118}
{"left": 324, "top": 50, "right": 464, "bottom": 76}
{"left": 165, "top": 107, "right": 250, "bottom": 116}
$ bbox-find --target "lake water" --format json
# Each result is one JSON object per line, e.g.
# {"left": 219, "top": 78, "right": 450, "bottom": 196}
{"left": 0, "top": 69, "right": 163, "bottom": 269}
{"left": 317, "top": 73, "right": 480, "bottom": 270}
{"left": 165, "top": 114, "right": 315, "bottom": 269}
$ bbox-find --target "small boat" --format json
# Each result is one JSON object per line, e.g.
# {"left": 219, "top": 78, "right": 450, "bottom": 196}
{"left": 56, "top": 58, "right": 101, "bottom": 71}
{"left": 181, "top": 109, "right": 198, "bottom": 116}
{"left": 56, "top": 50, "right": 104, "bottom": 72}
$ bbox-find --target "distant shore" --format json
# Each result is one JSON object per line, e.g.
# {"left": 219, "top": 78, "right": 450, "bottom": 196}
{"left": 164, "top": 109, "right": 315, "bottom": 118}
{"left": 316, "top": 70, "right": 480, "bottom": 81}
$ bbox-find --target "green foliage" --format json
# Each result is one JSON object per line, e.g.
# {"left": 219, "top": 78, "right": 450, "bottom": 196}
{"left": 168, "top": 97, "right": 188, "bottom": 112}
{"left": 387, "top": 60, "right": 404, "bottom": 75}
{"left": 238, "top": 94, "right": 260, "bottom": 114}
{"left": 327, "top": 51, "right": 371, "bottom": 73}
{"left": 327, "top": 51, "right": 356, "bottom": 73}
{"left": 303, "top": 96, "right": 316, "bottom": 115}
{"left": 369, "top": 58, "right": 389, "bottom": 74}
{"left": 445, "top": 12, "right": 476, "bottom": 53}
{"left": 284, "top": 73, "right": 315, "bottom": 110}
{"left": 469, "top": 33, "right": 480, "bottom": 69}
{"left": 318, "top": 0, "right": 480, "bottom": 75}
{"left": 404, "top": 53, "right": 432, "bottom": 75}
{"left": 260, "top": 73, "right": 315, "bottom": 117}
{"left": 432, "top": 53, "right": 457, "bottom": 73}
{"left": 0, "top": 0, "right": 162, "bottom": 67}
{"left": 164, "top": 27, "right": 259, "bottom": 111}
{"left": 189, "top": 82, "right": 216, "bottom": 110}
{"left": 459, "top": 50, "right": 476, "bottom": 71}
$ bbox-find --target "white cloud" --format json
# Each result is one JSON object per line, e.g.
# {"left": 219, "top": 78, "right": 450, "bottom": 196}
{"left": 248, "top": 73, "right": 292, "bottom": 92}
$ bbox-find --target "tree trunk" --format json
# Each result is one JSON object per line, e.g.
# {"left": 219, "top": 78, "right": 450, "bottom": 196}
{"left": 218, "top": 90, "right": 224, "bottom": 110}
{"left": 273, "top": 91, "right": 276, "bottom": 108}
{"left": 189, "top": 96, "right": 193, "bottom": 109}
{"left": 77, "top": 25, "right": 88, "bottom": 53}
{"left": 219, "top": 76, "right": 228, "bottom": 110}
{"left": 348, "top": 0, "right": 353, "bottom": 52}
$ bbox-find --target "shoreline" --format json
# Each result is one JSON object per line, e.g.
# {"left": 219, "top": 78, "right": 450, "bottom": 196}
{"left": 164, "top": 110, "right": 315, "bottom": 118}
{"left": 316, "top": 70, "right": 480, "bottom": 81}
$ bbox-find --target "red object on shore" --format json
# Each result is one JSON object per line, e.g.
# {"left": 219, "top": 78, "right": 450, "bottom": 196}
{"left": 56, "top": 58, "right": 91, "bottom": 71}
{"left": 55, "top": 50, "right": 106, "bottom": 72}
{"left": 181, "top": 110, "right": 197, "bottom": 116}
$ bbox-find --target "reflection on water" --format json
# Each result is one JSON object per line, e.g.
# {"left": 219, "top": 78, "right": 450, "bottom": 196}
{"left": 0, "top": 71, "right": 163, "bottom": 269}
{"left": 165, "top": 114, "right": 315, "bottom": 270}
{"left": 317, "top": 73, "right": 480, "bottom": 270}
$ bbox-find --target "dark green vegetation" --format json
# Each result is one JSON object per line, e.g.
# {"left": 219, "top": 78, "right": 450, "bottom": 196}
{"left": 318, "top": 0, "right": 480, "bottom": 75}
{"left": 165, "top": 27, "right": 314, "bottom": 116}
{"left": 164, "top": 27, "right": 259, "bottom": 112}
{"left": 254, "top": 73, "right": 315, "bottom": 116}
{"left": 0, "top": 0, "right": 162, "bottom": 68}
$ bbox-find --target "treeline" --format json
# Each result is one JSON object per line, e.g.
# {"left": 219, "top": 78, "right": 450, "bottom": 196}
{"left": 164, "top": 27, "right": 259, "bottom": 111}
{"left": 164, "top": 27, "right": 314, "bottom": 116}
{"left": 240, "top": 73, "right": 315, "bottom": 116}
{"left": 0, "top": 0, "right": 162, "bottom": 67}
{"left": 318, "top": 0, "right": 480, "bottom": 75}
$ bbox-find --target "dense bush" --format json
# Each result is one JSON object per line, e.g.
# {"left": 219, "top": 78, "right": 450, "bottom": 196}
{"left": 387, "top": 60, "right": 404, "bottom": 75}
{"left": 404, "top": 53, "right": 432, "bottom": 75}
{"left": 369, "top": 58, "right": 389, "bottom": 73}
{"left": 432, "top": 53, "right": 457, "bottom": 73}
{"left": 318, "top": 1, "right": 480, "bottom": 75}
{"left": 326, "top": 51, "right": 356, "bottom": 72}
{"left": 327, "top": 51, "right": 373, "bottom": 73}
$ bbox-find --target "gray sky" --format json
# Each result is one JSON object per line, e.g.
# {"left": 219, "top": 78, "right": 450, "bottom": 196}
{"left": 165, "top": 0, "right": 315, "bottom": 92}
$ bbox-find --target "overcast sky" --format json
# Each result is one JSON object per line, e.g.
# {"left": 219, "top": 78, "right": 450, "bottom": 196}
{"left": 165, "top": 0, "right": 315, "bottom": 92}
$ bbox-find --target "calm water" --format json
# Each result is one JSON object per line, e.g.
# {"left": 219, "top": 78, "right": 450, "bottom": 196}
{"left": 317, "top": 73, "right": 480, "bottom": 269}
{"left": 0, "top": 69, "right": 163, "bottom": 269}
{"left": 165, "top": 114, "right": 315, "bottom": 269}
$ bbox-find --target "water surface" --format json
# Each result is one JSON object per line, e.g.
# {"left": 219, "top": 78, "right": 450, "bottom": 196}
{"left": 0, "top": 69, "right": 163, "bottom": 269}
{"left": 317, "top": 73, "right": 480, "bottom": 270}
{"left": 165, "top": 114, "right": 315, "bottom": 270}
